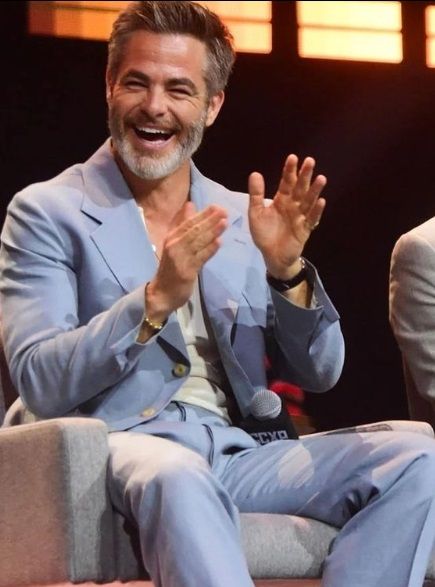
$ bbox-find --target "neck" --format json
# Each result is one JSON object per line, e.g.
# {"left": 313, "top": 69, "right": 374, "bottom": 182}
{"left": 115, "top": 154, "right": 192, "bottom": 225}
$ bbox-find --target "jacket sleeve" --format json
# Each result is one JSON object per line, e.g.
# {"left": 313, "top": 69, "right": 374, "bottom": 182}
{"left": 389, "top": 232, "right": 435, "bottom": 405}
{"left": 0, "top": 190, "right": 171, "bottom": 419}
{"left": 266, "top": 261, "right": 345, "bottom": 393}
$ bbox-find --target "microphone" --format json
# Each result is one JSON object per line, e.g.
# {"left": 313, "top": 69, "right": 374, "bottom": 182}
{"left": 240, "top": 388, "right": 299, "bottom": 444}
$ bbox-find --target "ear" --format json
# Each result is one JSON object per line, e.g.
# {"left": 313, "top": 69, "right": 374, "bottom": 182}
{"left": 205, "top": 91, "right": 225, "bottom": 127}
{"left": 105, "top": 67, "right": 114, "bottom": 103}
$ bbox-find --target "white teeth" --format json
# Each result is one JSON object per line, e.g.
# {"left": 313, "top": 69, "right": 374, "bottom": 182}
{"left": 137, "top": 127, "right": 169, "bottom": 134}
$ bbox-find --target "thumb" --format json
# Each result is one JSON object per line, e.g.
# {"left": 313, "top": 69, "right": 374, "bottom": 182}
{"left": 248, "top": 172, "right": 265, "bottom": 212}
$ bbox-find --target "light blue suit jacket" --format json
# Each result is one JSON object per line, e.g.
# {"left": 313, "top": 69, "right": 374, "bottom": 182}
{"left": 0, "top": 141, "right": 344, "bottom": 431}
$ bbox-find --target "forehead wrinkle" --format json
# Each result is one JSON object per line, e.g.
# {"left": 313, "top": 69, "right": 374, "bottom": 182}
{"left": 119, "top": 31, "right": 209, "bottom": 91}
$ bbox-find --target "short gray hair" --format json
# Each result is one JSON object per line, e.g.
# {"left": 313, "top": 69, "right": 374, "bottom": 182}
{"left": 108, "top": 1, "right": 236, "bottom": 96}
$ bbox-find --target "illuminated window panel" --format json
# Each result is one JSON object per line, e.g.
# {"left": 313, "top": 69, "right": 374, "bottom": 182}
{"left": 426, "top": 6, "right": 435, "bottom": 67}
{"left": 199, "top": 1, "right": 271, "bottom": 53}
{"left": 199, "top": 1, "right": 270, "bottom": 21}
{"left": 299, "top": 29, "right": 402, "bottom": 63}
{"left": 56, "top": 1, "right": 127, "bottom": 9}
{"left": 298, "top": 1, "right": 401, "bottom": 30}
{"left": 28, "top": 1, "right": 271, "bottom": 54}
{"left": 29, "top": 1, "right": 119, "bottom": 41}
{"left": 428, "top": 38, "right": 435, "bottom": 68}
{"left": 297, "top": 1, "right": 402, "bottom": 64}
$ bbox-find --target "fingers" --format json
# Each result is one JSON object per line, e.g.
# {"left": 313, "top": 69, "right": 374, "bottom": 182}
{"left": 277, "top": 154, "right": 298, "bottom": 195}
{"left": 297, "top": 156, "right": 315, "bottom": 195}
{"left": 166, "top": 204, "right": 228, "bottom": 265}
{"left": 277, "top": 154, "right": 327, "bottom": 216}
{"left": 183, "top": 206, "right": 227, "bottom": 245}
{"left": 185, "top": 215, "right": 227, "bottom": 255}
{"left": 248, "top": 172, "right": 265, "bottom": 211}
{"left": 178, "top": 204, "right": 225, "bottom": 233}
{"left": 299, "top": 173, "right": 327, "bottom": 216}
{"left": 170, "top": 201, "right": 196, "bottom": 229}
{"left": 277, "top": 155, "right": 323, "bottom": 198}
{"left": 303, "top": 197, "right": 326, "bottom": 232}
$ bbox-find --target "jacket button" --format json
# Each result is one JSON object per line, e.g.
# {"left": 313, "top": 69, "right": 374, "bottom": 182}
{"left": 141, "top": 407, "right": 156, "bottom": 417}
{"left": 172, "top": 363, "right": 188, "bottom": 377}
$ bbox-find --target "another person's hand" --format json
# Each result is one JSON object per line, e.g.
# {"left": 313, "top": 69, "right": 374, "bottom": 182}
{"left": 248, "top": 154, "right": 326, "bottom": 280}
{"left": 146, "top": 203, "right": 228, "bottom": 323}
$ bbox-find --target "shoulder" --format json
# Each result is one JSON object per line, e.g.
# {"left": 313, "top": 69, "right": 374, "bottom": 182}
{"left": 10, "top": 165, "right": 84, "bottom": 212}
{"left": 6, "top": 141, "right": 112, "bottom": 220}
{"left": 392, "top": 217, "right": 435, "bottom": 266}
{"left": 394, "top": 216, "right": 435, "bottom": 249}
{"left": 2, "top": 170, "right": 87, "bottom": 251}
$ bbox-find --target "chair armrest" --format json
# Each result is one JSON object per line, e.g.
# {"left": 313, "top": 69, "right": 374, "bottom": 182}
{"left": 0, "top": 417, "right": 115, "bottom": 586}
{"left": 2, "top": 397, "right": 42, "bottom": 426}
{"left": 301, "top": 420, "right": 434, "bottom": 439}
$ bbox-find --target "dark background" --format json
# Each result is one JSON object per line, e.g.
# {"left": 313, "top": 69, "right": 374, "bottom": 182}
{"left": 2, "top": 1, "right": 435, "bottom": 430}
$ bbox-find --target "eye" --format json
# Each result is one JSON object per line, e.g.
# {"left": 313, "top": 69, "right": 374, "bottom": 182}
{"left": 124, "top": 78, "right": 147, "bottom": 90}
{"left": 170, "top": 86, "right": 193, "bottom": 97}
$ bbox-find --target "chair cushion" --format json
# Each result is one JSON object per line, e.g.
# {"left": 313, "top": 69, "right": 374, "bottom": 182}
{"left": 241, "top": 513, "right": 338, "bottom": 578}
{"left": 113, "top": 510, "right": 338, "bottom": 580}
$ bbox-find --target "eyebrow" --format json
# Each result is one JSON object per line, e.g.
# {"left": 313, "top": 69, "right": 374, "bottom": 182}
{"left": 122, "top": 70, "right": 199, "bottom": 93}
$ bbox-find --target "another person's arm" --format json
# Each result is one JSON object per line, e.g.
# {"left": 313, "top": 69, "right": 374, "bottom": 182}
{"left": 390, "top": 231, "right": 435, "bottom": 404}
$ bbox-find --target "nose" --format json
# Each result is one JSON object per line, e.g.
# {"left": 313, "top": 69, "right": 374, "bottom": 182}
{"left": 139, "top": 87, "right": 167, "bottom": 119}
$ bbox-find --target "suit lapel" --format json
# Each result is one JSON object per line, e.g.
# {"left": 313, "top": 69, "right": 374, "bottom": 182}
{"left": 190, "top": 166, "right": 261, "bottom": 415}
{"left": 190, "top": 165, "right": 251, "bottom": 335}
{"left": 81, "top": 148, "right": 251, "bottom": 308}
{"left": 81, "top": 141, "right": 158, "bottom": 293}
{"left": 80, "top": 142, "right": 187, "bottom": 361}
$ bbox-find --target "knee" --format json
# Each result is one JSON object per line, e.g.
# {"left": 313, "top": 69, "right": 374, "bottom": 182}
{"left": 125, "top": 442, "right": 209, "bottom": 489}
{"left": 149, "top": 447, "right": 209, "bottom": 486}
{"left": 384, "top": 431, "right": 435, "bottom": 460}
{"left": 405, "top": 433, "right": 435, "bottom": 476}
{"left": 373, "top": 431, "right": 435, "bottom": 488}
{"left": 108, "top": 433, "right": 211, "bottom": 513}
{"left": 133, "top": 450, "right": 215, "bottom": 514}
{"left": 130, "top": 449, "right": 219, "bottom": 524}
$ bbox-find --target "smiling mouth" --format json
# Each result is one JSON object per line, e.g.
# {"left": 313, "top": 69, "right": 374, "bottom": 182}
{"left": 134, "top": 126, "right": 174, "bottom": 143}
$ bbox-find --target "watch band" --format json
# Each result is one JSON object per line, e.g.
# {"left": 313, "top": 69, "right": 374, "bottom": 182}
{"left": 266, "top": 258, "right": 312, "bottom": 292}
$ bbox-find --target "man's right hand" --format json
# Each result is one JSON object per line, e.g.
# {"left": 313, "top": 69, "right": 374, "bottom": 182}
{"left": 144, "top": 202, "right": 228, "bottom": 326}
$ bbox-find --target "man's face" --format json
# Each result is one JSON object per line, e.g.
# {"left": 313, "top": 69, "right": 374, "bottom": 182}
{"left": 106, "top": 31, "right": 224, "bottom": 181}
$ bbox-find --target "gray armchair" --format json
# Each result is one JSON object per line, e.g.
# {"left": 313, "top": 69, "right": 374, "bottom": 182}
{"left": 0, "top": 410, "right": 336, "bottom": 586}
{"left": 2, "top": 365, "right": 435, "bottom": 586}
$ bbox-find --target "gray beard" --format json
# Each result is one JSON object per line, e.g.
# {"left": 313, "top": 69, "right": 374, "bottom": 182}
{"left": 109, "top": 113, "right": 207, "bottom": 181}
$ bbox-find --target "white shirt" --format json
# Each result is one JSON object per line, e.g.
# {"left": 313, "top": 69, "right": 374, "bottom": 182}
{"left": 138, "top": 206, "right": 230, "bottom": 420}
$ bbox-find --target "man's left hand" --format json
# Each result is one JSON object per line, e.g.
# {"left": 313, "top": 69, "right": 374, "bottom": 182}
{"left": 248, "top": 154, "right": 326, "bottom": 280}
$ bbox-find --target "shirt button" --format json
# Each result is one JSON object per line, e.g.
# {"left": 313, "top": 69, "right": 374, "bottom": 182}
{"left": 141, "top": 407, "right": 156, "bottom": 417}
{"left": 172, "top": 363, "right": 188, "bottom": 377}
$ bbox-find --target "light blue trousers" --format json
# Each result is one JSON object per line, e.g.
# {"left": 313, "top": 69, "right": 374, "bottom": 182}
{"left": 108, "top": 403, "right": 435, "bottom": 587}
